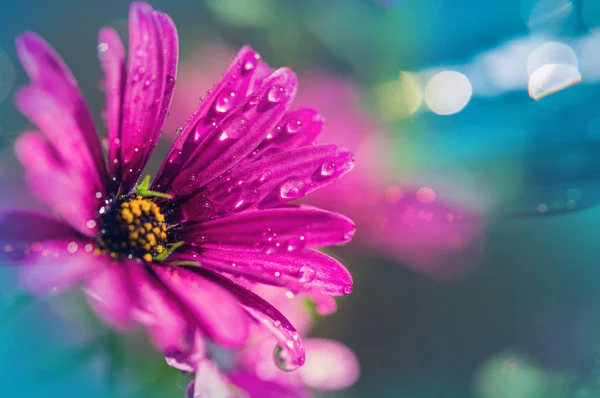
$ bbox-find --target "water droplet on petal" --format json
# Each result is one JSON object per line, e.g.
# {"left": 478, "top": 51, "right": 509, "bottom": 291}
{"left": 259, "top": 170, "right": 272, "bottom": 182}
{"left": 319, "top": 161, "right": 337, "bottom": 178}
{"left": 218, "top": 115, "right": 248, "bottom": 141}
{"left": 298, "top": 265, "right": 316, "bottom": 282}
{"left": 242, "top": 52, "right": 260, "bottom": 74}
{"left": 285, "top": 119, "right": 302, "bottom": 134}
{"left": 273, "top": 344, "right": 300, "bottom": 372}
{"left": 214, "top": 89, "right": 236, "bottom": 114}
{"left": 342, "top": 284, "right": 353, "bottom": 295}
{"left": 267, "top": 86, "right": 284, "bottom": 103}
{"left": 279, "top": 178, "right": 306, "bottom": 200}
{"left": 287, "top": 237, "right": 306, "bottom": 252}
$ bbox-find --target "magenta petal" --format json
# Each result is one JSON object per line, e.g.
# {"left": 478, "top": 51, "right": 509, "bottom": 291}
{"left": 84, "top": 263, "right": 136, "bottom": 330}
{"left": 198, "top": 249, "right": 352, "bottom": 296}
{"left": 0, "top": 211, "right": 82, "bottom": 265}
{"left": 195, "top": 145, "right": 354, "bottom": 218}
{"left": 15, "top": 132, "right": 99, "bottom": 236}
{"left": 127, "top": 260, "right": 190, "bottom": 352}
{"left": 18, "top": 240, "right": 104, "bottom": 296}
{"left": 190, "top": 268, "right": 306, "bottom": 370}
{"left": 170, "top": 68, "right": 298, "bottom": 198}
{"left": 117, "top": 2, "right": 178, "bottom": 193}
{"left": 152, "top": 265, "right": 249, "bottom": 348}
{"left": 299, "top": 338, "right": 359, "bottom": 391}
{"left": 15, "top": 32, "right": 107, "bottom": 194}
{"left": 180, "top": 205, "right": 354, "bottom": 252}
{"left": 229, "top": 373, "right": 312, "bottom": 398}
{"left": 153, "top": 46, "right": 263, "bottom": 192}
{"left": 98, "top": 27, "right": 126, "bottom": 185}
{"left": 166, "top": 330, "right": 205, "bottom": 373}
{"left": 187, "top": 360, "right": 232, "bottom": 398}
{"left": 246, "top": 108, "right": 324, "bottom": 162}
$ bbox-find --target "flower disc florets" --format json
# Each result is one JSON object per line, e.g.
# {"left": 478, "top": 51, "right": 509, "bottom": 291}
{"left": 99, "top": 195, "right": 167, "bottom": 261}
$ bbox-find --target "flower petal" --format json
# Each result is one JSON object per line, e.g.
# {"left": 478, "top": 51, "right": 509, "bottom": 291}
{"left": 229, "top": 374, "right": 311, "bottom": 398}
{"left": 98, "top": 27, "right": 126, "bottom": 187}
{"left": 117, "top": 2, "right": 178, "bottom": 193}
{"left": 15, "top": 132, "right": 98, "bottom": 236}
{"left": 180, "top": 205, "right": 354, "bottom": 252}
{"left": 152, "top": 265, "right": 249, "bottom": 348}
{"left": 190, "top": 268, "right": 306, "bottom": 370}
{"left": 153, "top": 46, "right": 264, "bottom": 193}
{"left": 84, "top": 262, "right": 136, "bottom": 330}
{"left": 299, "top": 338, "right": 359, "bottom": 391}
{"left": 15, "top": 32, "right": 107, "bottom": 194}
{"left": 15, "top": 239, "right": 104, "bottom": 296}
{"left": 187, "top": 360, "right": 232, "bottom": 398}
{"left": 245, "top": 108, "right": 324, "bottom": 162}
{"left": 197, "top": 249, "right": 353, "bottom": 296}
{"left": 127, "top": 259, "right": 190, "bottom": 352}
{"left": 170, "top": 68, "right": 298, "bottom": 198}
{"left": 188, "top": 145, "right": 354, "bottom": 219}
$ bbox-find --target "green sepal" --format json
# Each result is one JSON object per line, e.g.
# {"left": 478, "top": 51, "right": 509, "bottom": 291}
{"left": 154, "top": 241, "right": 184, "bottom": 261}
{"left": 136, "top": 175, "right": 173, "bottom": 199}
{"left": 169, "top": 260, "right": 202, "bottom": 267}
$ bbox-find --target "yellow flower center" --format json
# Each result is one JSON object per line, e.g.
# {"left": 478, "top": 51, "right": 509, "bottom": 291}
{"left": 100, "top": 195, "right": 168, "bottom": 262}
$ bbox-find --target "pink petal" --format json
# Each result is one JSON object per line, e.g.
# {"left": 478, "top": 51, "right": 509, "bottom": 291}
{"left": 97, "top": 27, "right": 126, "bottom": 186}
{"left": 84, "top": 262, "right": 136, "bottom": 330}
{"left": 191, "top": 145, "right": 354, "bottom": 218}
{"left": 17, "top": 239, "right": 105, "bottom": 296}
{"left": 127, "top": 259, "right": 190, "bottom": 352}
{"left": 153, "top": 46, "right": 264, "bottom": 193}
{"left": 152, "top": 265, "right": 249, "bottom": 348}
{"left": 0, "top": 211, "right": 77, "bottom": 253}
{"left": 166, "top": 329, "right": 205, "bottom": 373}
{"left": 245, "top": 108, "right": 324, "bottom": 162}
{"left": 187, "top": 360, "right": 232, "bottom": 398}
{"left": 192, "top": 268, "right": 306, "bottom": 370}
{"left": 299, "top": 338, "right": 359, "bottom": 391}
{"left": 180, "top": 205, "right": 355, "bottom": 251}
{"left": 229, "top": 373, "right": 312, "bottom": 398}
{"left": 117, "top": 2, "right": 178, "bottom": 193}
{"left": 15, "top": 32, "right": 108, "bottom": 194}
{"left": 15, "top": 132, "right": 98, "bottom": 236}
{"left": 197, "top": 249, "right": 353, "bottom": 296}
{"left": 170, "top": 68, "right": 298, "bottom": 198}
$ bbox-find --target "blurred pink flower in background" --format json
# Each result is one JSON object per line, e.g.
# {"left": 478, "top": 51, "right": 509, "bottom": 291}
{"left": 166, "top": 44, "right": 486, "bottom": 279}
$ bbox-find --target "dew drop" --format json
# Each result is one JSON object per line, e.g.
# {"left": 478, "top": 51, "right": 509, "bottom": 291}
{"left": 319, "top": 161, "right": 337, "bottom": 178}
{"left": 285, "top": 119, "right": 302, "bottom": 134}
{"left": 214, "top": 89, "right": 236, "bottom": 114}
{"left": 298, "top": 265, "right": 316, "bottom": 282}
{"left": 218, "top": 114, "right": 248, "bottom": 141}
{"left": 242, "top": 52, "right": 260, "bottom": 74}
{"left": 267, "top": 86, "right": 284, "bottom": 103}
{"left": 273, "top": 344, "right": 299, "bottom": 372}
{"left": 342, "top": 284, "right": 353, "bottom": 295}
{"left": 259, "top": 170, "right": 272, "bottom": 182}
{"left": 176, "top": 127, "right": 183, "bottom": 135}
{"left": 279, "top": 178, "right": 306, "bottom": 200}
{"left": 165, "top": 75, "right": 175, "bottom": 89}
{"left": 248, "top": 95, "right": 260, "bottom": 106}
{"left": 287, "top": 237, "right": 307, "bottom": 252}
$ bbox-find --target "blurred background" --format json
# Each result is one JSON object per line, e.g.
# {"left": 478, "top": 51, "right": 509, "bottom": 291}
{"left": 3, "top": 0, "right": 600, "bottom": 397}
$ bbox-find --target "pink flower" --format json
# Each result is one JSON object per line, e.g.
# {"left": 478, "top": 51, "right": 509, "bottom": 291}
{"left": 0, "top": 2, "right": 356, "bottom": 370}
{"left": 167, "top": 45, "right": 485, "bottom": 279}
{"left": 176, "top": 286, "right": 359, "bottom": 398}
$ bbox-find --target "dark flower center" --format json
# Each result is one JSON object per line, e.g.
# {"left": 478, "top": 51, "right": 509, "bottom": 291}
{"left": 99, "top": 195, "right": 168, "bottom": 262}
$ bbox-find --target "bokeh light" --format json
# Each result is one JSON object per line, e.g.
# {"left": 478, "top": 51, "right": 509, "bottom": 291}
{"left": 423, "top": 70, "right": 472, "bottom": 115}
